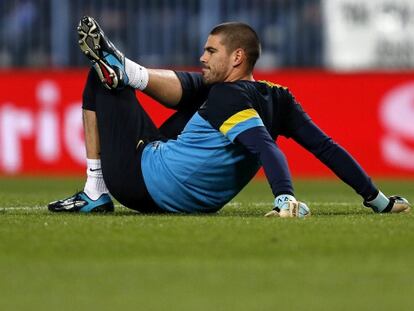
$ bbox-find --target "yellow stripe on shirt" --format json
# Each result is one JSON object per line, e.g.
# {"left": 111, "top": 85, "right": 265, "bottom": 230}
{"left": 258, "top": 80, "right": 287, "bottom": 89}
{"left": 219, "top": 108, "right": 259, "bottom": 135}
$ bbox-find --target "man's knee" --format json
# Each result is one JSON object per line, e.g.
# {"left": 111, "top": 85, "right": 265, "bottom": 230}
{"left": 82, "top": 69, "right": 102, "bottom": 111}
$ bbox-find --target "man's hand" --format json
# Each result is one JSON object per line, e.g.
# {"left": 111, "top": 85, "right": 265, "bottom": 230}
{"left": 265, "top": 194, "right": 311, "bottom": 218}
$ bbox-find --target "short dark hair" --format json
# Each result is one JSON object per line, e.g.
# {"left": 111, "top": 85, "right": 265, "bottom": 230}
{"left": 210, "top": 22, "right": 261, "bottom": 71}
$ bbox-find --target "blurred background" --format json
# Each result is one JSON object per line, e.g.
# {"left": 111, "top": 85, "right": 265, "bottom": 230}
{"left": 1, "top": 0, "right": 414, "bottom": 69}
{"left": 0, "top": 0, "right": 414, "bottom": 177}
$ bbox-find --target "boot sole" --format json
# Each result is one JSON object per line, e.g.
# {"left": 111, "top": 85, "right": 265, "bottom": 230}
{"left": 77, "top": 16, "right": 119, "bottom": 89}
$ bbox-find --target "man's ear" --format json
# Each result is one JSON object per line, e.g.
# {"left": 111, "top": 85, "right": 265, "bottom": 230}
{"left": 233, "top": 48, "right": 244, "bottom": 67}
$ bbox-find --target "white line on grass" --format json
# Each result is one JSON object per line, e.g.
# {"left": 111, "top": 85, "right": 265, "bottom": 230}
{"left": 227, "top": 201, "right": 356, "bottom": 207}
{"left": 1, "top": 202, "right": 356, "bottom": 211}
{"left": 0, "top": 206, "right": 47, "bottom": 211}
{"left": 0, "top": 204, "right": 126, "bottom": 211}
{"left": 308, "top": 202, "right": 357, "bottom": 206}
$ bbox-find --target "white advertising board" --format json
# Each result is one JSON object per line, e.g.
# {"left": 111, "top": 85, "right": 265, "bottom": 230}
{"left": 323, "top": 0, "right": 414, "bottom": 69}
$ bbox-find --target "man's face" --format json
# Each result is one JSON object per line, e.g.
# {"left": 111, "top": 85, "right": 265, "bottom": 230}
{"left": 200, "top": 34, "right": 233, "bottom": 84}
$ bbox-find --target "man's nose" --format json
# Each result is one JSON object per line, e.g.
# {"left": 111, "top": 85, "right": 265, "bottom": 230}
{"left": 200, "top": 51, "right": 207, "bottom": 64}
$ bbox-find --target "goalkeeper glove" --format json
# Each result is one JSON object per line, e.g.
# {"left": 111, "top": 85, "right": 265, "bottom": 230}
{"left": 265, "top": 194, "right": 311, "bottom": 218}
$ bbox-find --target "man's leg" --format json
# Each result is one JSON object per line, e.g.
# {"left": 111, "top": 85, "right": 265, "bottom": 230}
{"left": 291, "top": 120, "right": 410, "bottom": 213}
{"left": 89, "top": 69, "right": 163, "bottom": 212}
{"left": 82, "top": 109, "right": 110, "bottom": 200}
{"left": 83, "top": 109, "right": 100, "bottom": 159}
{"left": 47, "top": 109, "right": 114, "bottom": 212}
{"left": 78, "top": 15, "right": 202, "bottom": 141}
{"left": 48, "top": 71, "right": 113, "bottom": 212}
{"left": 49, "top": 69, "right": 163, "bottom": 213}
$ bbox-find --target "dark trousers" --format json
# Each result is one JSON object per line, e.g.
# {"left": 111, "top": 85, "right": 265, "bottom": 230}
{"left": 81, "top": 69, "right": 196, "bottom": 212}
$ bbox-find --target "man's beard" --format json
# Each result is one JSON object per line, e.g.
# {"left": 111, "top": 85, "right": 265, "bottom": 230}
{"left": 201, "top": 69, "right": 223, "bottom": 84}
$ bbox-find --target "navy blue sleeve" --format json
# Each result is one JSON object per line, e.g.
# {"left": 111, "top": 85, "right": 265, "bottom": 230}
{"left": 236, "top": 126, "right": 294, "bottom": 197}
{"left": 174, "top": 71, "right": 211, "bottom": 111}
{"left": 291, "top": 120, "right": 378, "bottom": 200}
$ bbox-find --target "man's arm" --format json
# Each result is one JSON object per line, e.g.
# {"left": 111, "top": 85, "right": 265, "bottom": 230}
{"left": 142, "top": 69, "right": 209, "bottom": 111}
{"left": 205, "top": 83, "right": 310, "bottom": 217}
{"left": 290, "top": 120, "right": 378, "bottom": 200}
{"left": 236, "top": 126, "right": 294, "bottom": 198}
{"left": 278, "top": 87, "right": 377, "bottom": 200}
{"left": 290, "top": 120, "right": 412, "bottom": 213}
{"left": 127, "top": 59, "right": 208, "bottom": 110}
{"left": 144, "top": 69, "right": 183, "bottom": 108}
{"left": 236, "top": 126, "right": 310, "bottom": 217}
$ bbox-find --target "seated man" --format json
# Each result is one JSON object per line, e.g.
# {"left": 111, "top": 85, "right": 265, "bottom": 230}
{"left": 48, "top": 16, "right": 410, "bottom": 217}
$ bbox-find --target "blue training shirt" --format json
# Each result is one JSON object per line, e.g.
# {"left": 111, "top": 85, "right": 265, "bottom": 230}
{"left": 141, "top": 77, "right": 308, "bottom": 213}
{"left": 141, "top": 110, "right": 262, "bottom": 213}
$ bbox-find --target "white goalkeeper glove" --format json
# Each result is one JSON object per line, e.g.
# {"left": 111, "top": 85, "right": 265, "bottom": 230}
{"left": 265, "top": 194, "right": 311, "bottom": 218}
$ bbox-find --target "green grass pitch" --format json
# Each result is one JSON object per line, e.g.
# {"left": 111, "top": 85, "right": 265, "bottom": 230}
{"left": 0, "top": 177, "right": 413, "bottom": 311}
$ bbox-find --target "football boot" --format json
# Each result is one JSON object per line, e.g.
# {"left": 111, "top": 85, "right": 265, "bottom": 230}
{"left": 48, "top": 191, "right": 114, "bottom": 213}
{"left": 77, "top": 16, "right": 129, "bottom": 90}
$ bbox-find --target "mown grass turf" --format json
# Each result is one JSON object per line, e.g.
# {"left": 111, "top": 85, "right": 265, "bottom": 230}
{"left": 0, "top": 177, "right": 413, "bottom": 311}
